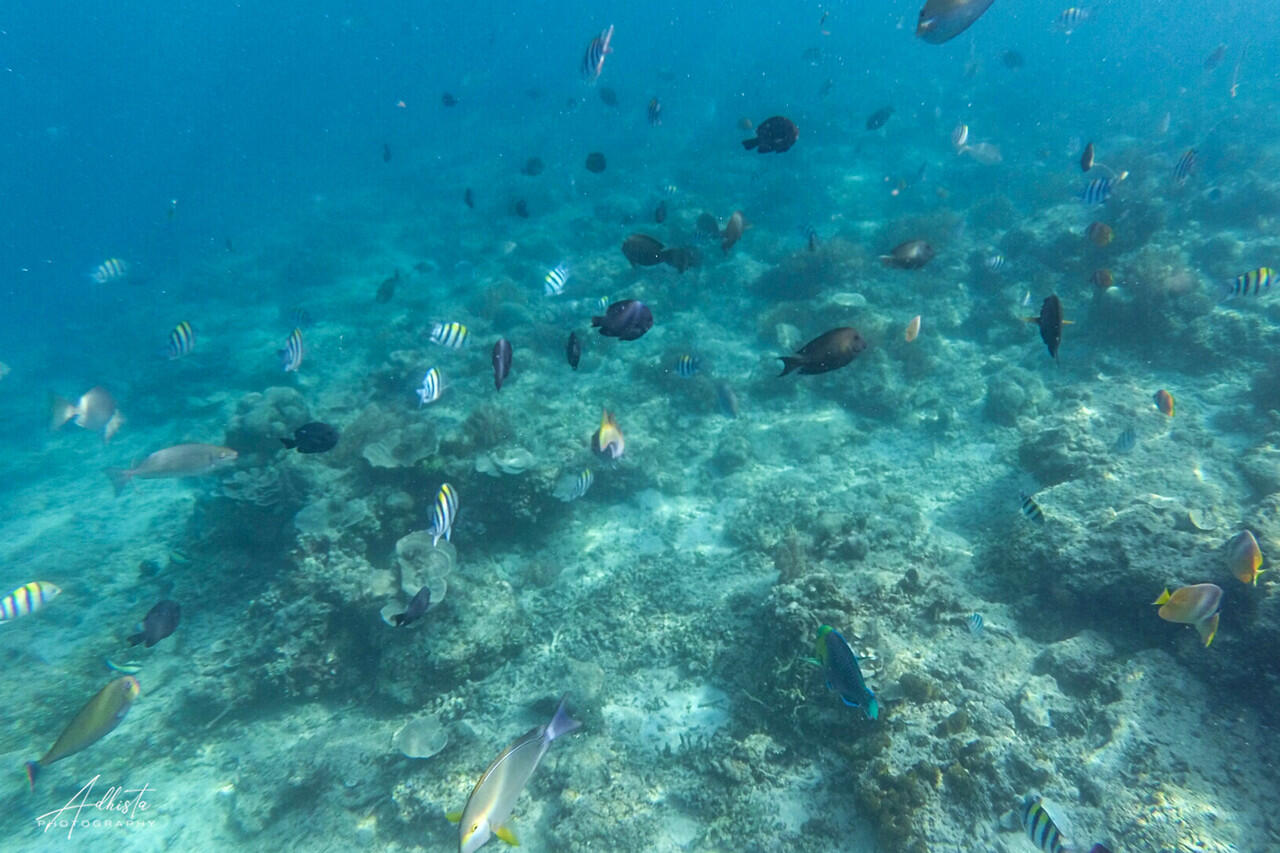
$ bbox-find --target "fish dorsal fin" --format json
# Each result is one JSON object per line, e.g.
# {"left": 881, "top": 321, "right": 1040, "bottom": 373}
{"left": 495, "top": 824, "right": 520, "bottom": 846}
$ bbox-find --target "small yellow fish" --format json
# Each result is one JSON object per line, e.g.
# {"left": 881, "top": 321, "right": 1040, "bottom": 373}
{"left": 1154, "top": 584, "right": 1222, "bottom": 646}
{"left": 27, "top": 676, "right": 141, "bottom": 788}
{"left": 591, "top": 409, "right": 624, "bottom": 460}
{"left": 1226, "top": 530, "right": 1264, "bottom": 586}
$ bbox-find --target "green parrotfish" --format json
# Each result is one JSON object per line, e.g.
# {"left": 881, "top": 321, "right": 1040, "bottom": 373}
{"left": 812, "top": 625, "right": 879, "bottom": 720}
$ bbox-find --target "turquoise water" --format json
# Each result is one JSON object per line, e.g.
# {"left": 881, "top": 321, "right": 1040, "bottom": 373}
{"left": 2, "top": 1, "right": 1279, "bottom": 850}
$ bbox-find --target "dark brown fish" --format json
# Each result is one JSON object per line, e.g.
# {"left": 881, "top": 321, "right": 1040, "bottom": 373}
{"left": 654, "top": 200, "right": 667, "bottom": 223}
{"left": 464, "top": 187, "right": 474, "bottom": 208}
{"left": 741, "top": 116, "right": 798, "bottom": 153}
{"left": 880, "top": 240, "right": 935, "bottom": 270}
{"left": 1204, "top": 43, "right": 1227, "bottom": 71}
{"left": 1081, "top": 142, "right": 1095, "bottom": 172}
{"left": 492, "top": 338, "right": 512, "bottom": 391}
{"left": 722, "top": 211, "right": 747, "bottom": 254}
{"left": 382, "top": 143, "right": 392, "bottom": 163}
{"left": 778, "top": 327, "right": 868, "bottom": 376}
{"left": 585, "top": 152, "right": 607, "bottom": 173}
{"left": 376, "top": 269, "right": 400, "bottom": 303}
{"left": 663, "top": 246, "right": 700, "bottom": 273}
{"left": 521, "top": 157, "right": 544, "bottom": 176}
{"left": 916, "top": 0, "right": 996, "bottom": 44}
{"left": 622, "top": 234, "right": 667, "bottom": 266}
{"left": 592, "top": 300, "right": 654, "bottom": 341}
{"left": 1026, "top": 294, "right": 1069, "bottom": 360}
{"left": 1001, "top": 50, "right": 1024, "bottom": 68}
{"left": 865, "top": 106, "right": 894, "bottom": 130}
{"left": 599, "top": 87, "right": 618, "bottom": 107}
{"left": 514, "top": 199, "right": 530, "bottom": 218}
{"left": 442, "top": 92, "right": 459, "bottom": 107}
{"left": 695, "top": 212, "right": 721, "bottom": 240}
{"left": 566, "top": 332, "right": 581, "bottom": 370}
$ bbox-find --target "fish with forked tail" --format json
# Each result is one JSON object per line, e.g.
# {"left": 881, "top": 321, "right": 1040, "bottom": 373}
{"left": 105, "top": 444, "right": 238, "bottom": 495}
{"left": 26, "top": 676, "right": 140, "bottom": 789}
{"left": 779, "top": 327, "right": 867, "bottom": 376}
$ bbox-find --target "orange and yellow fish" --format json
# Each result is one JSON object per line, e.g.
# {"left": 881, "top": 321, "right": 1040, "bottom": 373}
{"left": 1154, "top": 583, "right": 1222, "bottom": 647}
{"left": 1154, "top": 389, "right": 1175, "bottom": 416}
{"left": 1226, "top": 530, "right": 1264, "bottom": 585}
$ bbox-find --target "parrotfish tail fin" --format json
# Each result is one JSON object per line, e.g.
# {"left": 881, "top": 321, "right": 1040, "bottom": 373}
{"left": 495, "top": 825, "right": 519, "bottom": 846}
{"left": 778, "top": 356, "right": 804, "bottom": 377}
{"left": 1153, "top": 588, "right": 1172, "bottom": 606}
{"left": 866, "top": 695, "right": 880, "bottom": 721}
{"left": 280, "top": 437, "right": 297, "bottom": 450}
{"left": 1197, "top": 612, "right": 1220, "bottom": 647}
{"left": 546, "top": 694, "right": 582, "bottom": 742}
{"left": 25, "top": 761, "right": 39, "bottom": 790}
{"left": 445, "top": 810, "right": 462, "bottom": 824}
{"left": 48, "top": 394, "right": 74, "bottom": 430}
{"left": 104, "top": 468, "right": 132, "bottom": 497}
{"left": 126, "top": 631, "right": 144, "bottom": 646}
{"left": 742, "top": 138, "right": 759, "bottom": 150}
{"left": 392, "top": 612, "right": 407, "bottom": 627}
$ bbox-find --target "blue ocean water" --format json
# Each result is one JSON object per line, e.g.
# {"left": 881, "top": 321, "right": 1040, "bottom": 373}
{"left": 3, "top": 0, "right": 1280, "bottom": 850}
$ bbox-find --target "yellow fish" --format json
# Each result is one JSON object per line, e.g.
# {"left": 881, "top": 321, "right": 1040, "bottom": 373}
{"left": 591, "top": 409, "right": 624, "bottom": 460}
{"left": 26, "top": 676, "right": 140, "bottom": 788}
{"left": 1226, "top": 530, "right": 1264, "bottom": 586}
{"left": 1154, "top": 584, "right": 1222, "bottom": 647}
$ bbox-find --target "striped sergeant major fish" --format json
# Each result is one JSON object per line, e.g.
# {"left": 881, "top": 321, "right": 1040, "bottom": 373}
{"left": 580, "top": 25, "right": 614, "bottom": 82}
{"left": 278, "top": 327, "right": 304, "bottom": 372}
{"left": 1079, "top": 172, "right": 1126, "bottom": 205}
{"left": 428, "top": 483, "right": 458, "bottom": 546}
{"left": 417, "top": 367, "right": 443, "bottom": 406}
{"left": 1020, "top": 492, "right": 1045, "bottom": 524}
{"left": 544, "top": 264, "right": 569, "bottom": 296}
{"left": 1223, "top": 266, "right": 1275, "bottom": 299}
{"left": 1173, "top": 148, "right": 1197, "bottom": 184}
{"left": 1055, "top": 7, "right": 1090, "bottom": 34}
{"left": 553, "top": 468, "right": 594, "bottom": 502}
{"left": 430, "top": 321, "right": 470, "bottom": 349}
{"left": 967, "top": 612, "right": 984, "bottom": 635}
{"left": 0, "top": 581, "right": 61, "bottom": 622}
{"left": 89, "top": 257, "right": 127, "bottom": 284}
{"left": 1020, "top": 796, "right": 1112, "bottom": 853}
{"left": 675, "top": 354, "right": 700, "bottom": 378}
{"left": 164, "top": 321, "right": 195, "bottom": 359}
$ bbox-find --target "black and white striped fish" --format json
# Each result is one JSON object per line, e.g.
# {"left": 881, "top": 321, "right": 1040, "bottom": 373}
{"left": 1079, "top": 176, "right": 1118, "bottom": 205}
{"left": 1173, "top": 148, "right": 1197, "bottom": 184}
{"left": 1021, "top": 797, "right": 1069, "bottom": 853}
{"left": 967, "top": 612, "right": 984, "bottom": 635}
{"left": 984, "top": 253, "right": 1006, "bottom": 272}
{"left": 554, "top": 468, "right": 594, "bottom": 502}
{"left": 417, "top": 367, "right": 443, "bottom": 406}
{"left": 1055, "top": 7, "right": 1090, "bottom": 33}
{"left": 580, "top": 25, "right": 614, "bottom": 81}
{"left": 1112, "top": 426, "right": 1137, "bottom": 454}
{"left": 544, "top": 264, "right": 570, "bottom": 296}
{"left": 89, "top": 257, "right": 127, "bottom": 284}
{"left": 428, "top": 483, "right": 458, "bottom": 546}
{"left": 164, "top": 321, "right": 195, "bottom": 360}
{"left": 430, "top": 321, "right": 470, "bottom": 349}
{"left": 0, "top": 581, "right": 61, "bottom": 622}
{"left": 1226, "top": 267, "right": 1275, "bottom": 298}
{"left": 278, "top": 327, "right": 304, "bottom": 372}
{"left": 676, "top": 354, "right": 700, "bottom": 378}
{"left": 1020, "top": 492, "right": 1045, "bottom": 524}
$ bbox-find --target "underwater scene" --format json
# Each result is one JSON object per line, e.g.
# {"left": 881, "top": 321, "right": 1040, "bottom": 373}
{"left": 2, "top": 0, "right": 1279, "bottom": 850}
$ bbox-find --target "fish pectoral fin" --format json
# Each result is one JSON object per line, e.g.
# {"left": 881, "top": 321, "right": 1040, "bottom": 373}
{"left": 495, "top": 824, "right": 520, "bottom": 846}
{"left": 445, "top": 810, "right": 462, "bottom": 824}
{"left": 839, "top": 695, "right": 861, "bottom": 708}
{"left": 1062, "top": 320, "right": 1076, "bottom": 325}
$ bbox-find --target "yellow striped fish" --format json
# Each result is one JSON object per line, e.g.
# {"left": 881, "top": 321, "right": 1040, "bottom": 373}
{"left": 26, "top": 676, "right": 140, "bottom": 788}
{"left": 1, "top": 581, "right": 61, "bottom": 622}
{"left": 430, "top": 321, "right": 470, "bottom": 349}
{"left": 165, "top": 321, "right": 195, "bottom": 359}
{"left": 278, "top": 327, "right": 304, "bottom": 372}
{"left": 1225, "top": 267, "right": 1275, "bottom": 298}
{"left": 429, "top": 483, "right": 458, "bottom": 546}
{"left": 89, "top": 257, "right": 127, "bottom": 284}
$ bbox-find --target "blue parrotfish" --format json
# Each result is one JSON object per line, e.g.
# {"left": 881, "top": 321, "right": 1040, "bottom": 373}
{"left": 811, "top": 625, "right": 878, "bottom": 720}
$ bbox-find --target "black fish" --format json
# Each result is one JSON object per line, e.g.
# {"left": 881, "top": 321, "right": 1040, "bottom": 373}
{"left": 382, "top": 143, "right": 392, "bottom": 163}
{"left": 916, "top": 0, "right": 996, "bottom": 44}
{"left": 566, "top": 331, "right": 582, "bottom": 369}
{"left": 695, "top": 213, "right": 721, "bottom": 240}
{"left": 654, "top": 200, "right": 667, "bottom": 223}
{"left": 880, "top": 240, "right": 935, "bottom": 270}
{"left": 622, "top": 234, "right": 667, "bottom": 266}
{"left": 592, "top": 300, "right": 654, "bottom": 341}
{"left": 865, "top": 106, "right": 894, "bottom": 130}
{"left": 585, "top": 152, "right": 607, "bottom": 173}
{"left": 441, "top": 92, "right": 458, "bottom": 107}
{"left": 599, "top": 87, "right": 618, "bottom": 107}
{"left": 376, "top": 269, "right": 400, "bottom": 303}
{"left": 741, "top": 116, "right": 799, "bottom": 153}
{"left": 1081, "top": 142, "right": 1095, "bottom": 172}
{"left": 521, "top": 157, "right": 544, "bottom": 176}
{"left": 282, "top": 422, "right": 340, "bottom": 454}
{"left": 1204, "top": 43, "right": 1227, "bottom": 71}
{"left": 492, "top": 338, "right": 512, "bottom": 391}
{"left": 514, "top": 199, "right": 530, "bottom": 218}
{"left": 464, "top": 188, "right": 474, "bottom": 208}
{"left": 128, "top": 600, "right": 180, "bottom": 648}
{"left": 1001, "top": 50, "right": 1024, "bottom": 69}
{"left": 779, "top": 327, "right": 868, "bottom": 376}
{"left": 663, "top": 246, "right": 700, "bottom": 273}
{"left": 1026, "top": 294, "right": 1069, "bottom": 360}
{"left": 393, "top": 587, "right": 431, "bottom": 627}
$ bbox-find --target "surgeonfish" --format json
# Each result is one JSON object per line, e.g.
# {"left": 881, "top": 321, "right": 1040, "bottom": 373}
{"left": 591, "top": 300, "right": 653, "bottom": 341}
{"left": 127, "top": 600, "right": 180, "bottom": 647}
{"left": 740, "top": 116, "right": 798, "bottom": 153}
{"left": 449, "top": 695, "right": 581, "bottom": 853}
{"left": 428, "top": 483, "right": 458, "bottom": 546}
{"left": 165, "top": 321, "right": 195, "bottom": 359}
{"left": 26, "top": 676, "right": 141, "bottom": 789}
{"left": 431, "top": 321, "right": 470, "bottom": 349}
{"left": 1226, "top": 530, "right": 1264, "bottom": 586}
{"left": 1020, "top": 492, "right": 1045, "bottom": 524}
{"left": 779, "top": 327, "right": 868, "bottom": 376}
{"left": 591, "top": 409, "right": 624, "bottom": 460}
{"left": 880, "top": 239, "right": 935, "bottom": 270}
{"left": 279, "top": 327, "right": 304, "bottom": 372}
{"left": 580, "top": 25, "right": 614, "bottom": 82}
{"left": 1154, "top": 583, "right": 1223, "bottom": 646}
{"left": 1154, "top": 389, "right": 1175, "bottom": 416}
{"left": 105, "top": 444, "right": 238, "bottom": 496}
{"left": 393, "top": 586, "right": 431, "bottom": 627}
{"left": 418, "top": 367, "right": 444, "bottom": 406}
{"left": 544, "top": 264, "right": 569, "bottom": 296}
{"left": 553, "top": 468, "right": 594, "bottom": 502}
{"left": 1224, "top": 267, "right": 1274, "bottom": 298}
{"left": 49, "top": 385, "right": 124, "bottom": 442}
{"left": 89, "top": 258, "right": 128, "bottom": 284}
{"left": 492, "top": 339, "right": 512, "bottom": 392}
{"left": 915, "top": 0, "right": 996, "bottom": 44}
{"left": 1025, "top": 294, "right": 1070, "bottom": 360}
{"left": 812, "top": 625, "right": 878, "bottom": 720}
{"left": 0, "top": 581, "right": 61, "bottom": 623}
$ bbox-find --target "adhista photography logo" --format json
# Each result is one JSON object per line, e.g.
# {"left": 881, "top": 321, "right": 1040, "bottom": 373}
{"left": 35, "top": 775, "right": 157, "bottom": 839}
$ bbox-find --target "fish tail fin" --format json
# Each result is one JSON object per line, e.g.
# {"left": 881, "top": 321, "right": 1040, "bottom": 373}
{"left": 392, "top": 612, "right": 407, "bottom": 627}
{"left": 1153, "top": 588, "right": 1172, "bottom": 605}
{"left": 778, "top": 356, "right": 804, "bottom": 376}
{"left": 866, "top": 696, "right": 880, "bottom": 720}
{"left": 25, "top": 761, "right": 39, "bottom": 790}
{"left": 48, "top": 394, "right": 75, "bottom": 430}
{"left": 1197, "top": 612, "right": 1220, "bottom": 647}
{"left": 546, "top": 694, "right": 582, "bottom": 741}
{"left": 127, "top": 631, "right": 144, "bottom": 646}
{"left": 280, "top": 437, "right": 297, "bottom": 450}
{"left": 1216, "top": 279, "right": 1238, "bottom": 302}
{"left": 741, "top": 138, "right": 759, "bottom": 150}
{"left": 104, "top": 468, "right": 132, "bottom": 497}
{"left": 590, "top": 315, "right": 604, "bottom": 328}
{"left": 1023, "top": 316, "right": 1041, "bottom": 324}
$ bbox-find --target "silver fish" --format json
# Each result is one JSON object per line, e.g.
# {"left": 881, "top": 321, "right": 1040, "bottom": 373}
{"left": 105, "top": 444, "right": 237, "bottom": 496}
